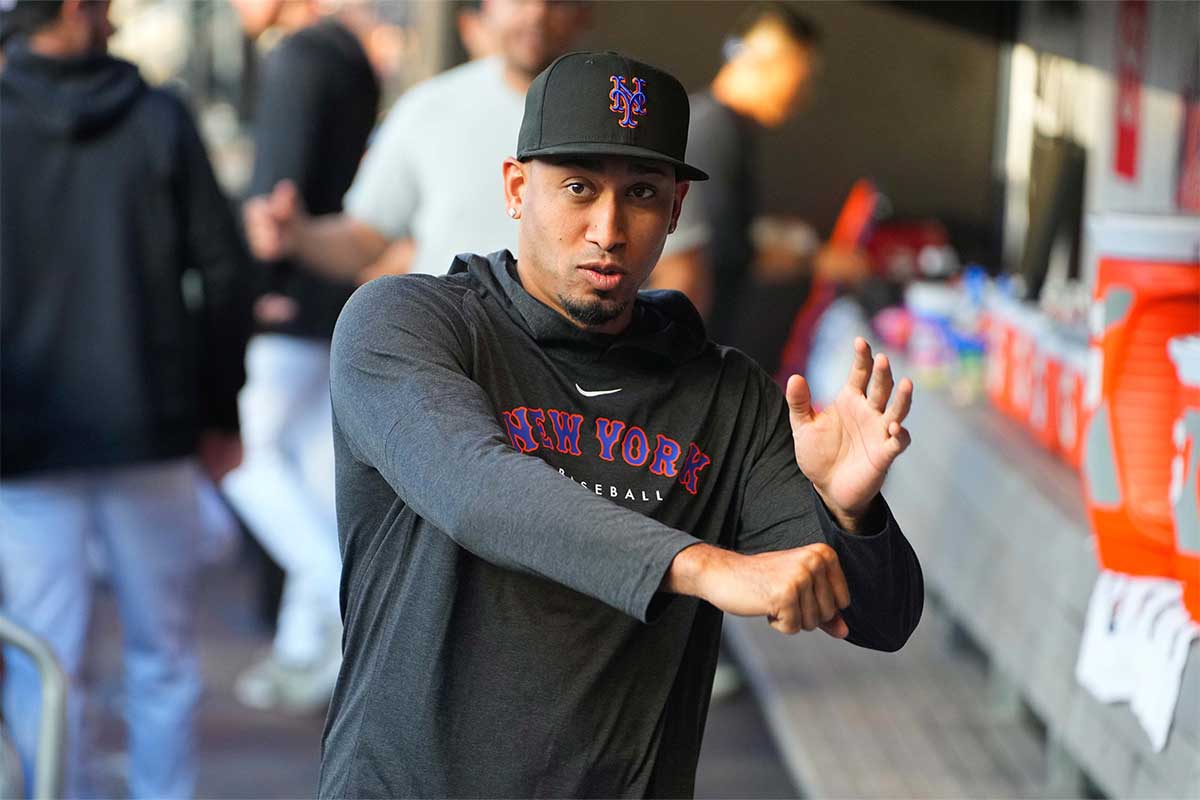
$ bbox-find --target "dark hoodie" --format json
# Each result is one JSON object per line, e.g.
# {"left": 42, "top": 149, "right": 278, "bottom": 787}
{"left": 1, "top": 41, "right": 252, "bottom": 476}
{"left": 320, "top": 250, "right": 923, "bottom": 798}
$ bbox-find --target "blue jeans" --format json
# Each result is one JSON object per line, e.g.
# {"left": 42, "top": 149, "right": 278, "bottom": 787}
{"left": 1, "top": 459, "right": 202, "bottom": 799}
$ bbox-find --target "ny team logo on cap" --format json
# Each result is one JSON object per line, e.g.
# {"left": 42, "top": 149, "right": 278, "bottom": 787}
{"left": 608, "top": 75, "right": 647, "bottom": 129}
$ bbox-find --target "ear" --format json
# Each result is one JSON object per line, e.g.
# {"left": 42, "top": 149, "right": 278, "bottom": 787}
{"left": 668, "top": 181, "right": 691, "bottom": 234}
{"left": 502, "top": 157, "right": 528, "bottom": 219}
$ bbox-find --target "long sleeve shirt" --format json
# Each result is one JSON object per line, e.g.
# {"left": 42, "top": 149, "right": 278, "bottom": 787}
{"left": 319, "top": 250, "right": 923, "bottom": 798}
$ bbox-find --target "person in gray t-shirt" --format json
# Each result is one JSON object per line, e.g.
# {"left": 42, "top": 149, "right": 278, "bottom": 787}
{"left": 242, "top": 0, "right": 589, "bottom": 282}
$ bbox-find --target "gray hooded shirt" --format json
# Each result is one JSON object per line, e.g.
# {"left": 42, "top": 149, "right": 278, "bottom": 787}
{"left": 319, "top": 250, "right": 922, "bottom": 798}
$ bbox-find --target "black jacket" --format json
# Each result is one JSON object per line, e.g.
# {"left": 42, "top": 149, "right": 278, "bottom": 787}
{"left": 320, "top": 251, "right": 922, "bottom": 797}
{"left": 1, "top": 42, "right": 253, "bottom": 477}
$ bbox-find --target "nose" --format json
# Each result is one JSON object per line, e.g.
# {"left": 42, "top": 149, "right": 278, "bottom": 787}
{"left": 585, "top": 193, "right": 626, "bottom": 254}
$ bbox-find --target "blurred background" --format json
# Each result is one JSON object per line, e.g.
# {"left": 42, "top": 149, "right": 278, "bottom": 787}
{"left": 2, "top": 1, "right": 1199, "bottom": 798}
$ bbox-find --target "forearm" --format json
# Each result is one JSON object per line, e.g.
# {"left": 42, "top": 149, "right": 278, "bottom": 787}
{"left": 295, "top": 214, "right": 390, "bottom": 281}
{"left": 814, "top": 493, "right": 923, "bottom": 651}
{"left": 659, "top": 541, "right": 721, "bottom": 598}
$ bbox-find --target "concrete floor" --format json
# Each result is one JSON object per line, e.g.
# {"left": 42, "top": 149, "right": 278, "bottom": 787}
{"left": 77, "top": 551, "right": 798, "bottom": 799}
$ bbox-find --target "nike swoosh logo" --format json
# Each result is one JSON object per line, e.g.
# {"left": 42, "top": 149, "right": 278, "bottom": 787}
{"left": 575, "top": 383, "right": 623, "bottom": 398}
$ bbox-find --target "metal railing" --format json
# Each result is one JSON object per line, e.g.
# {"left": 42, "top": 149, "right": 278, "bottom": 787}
{"left": 0, "top": 614, "right": 65, "bottom": 800}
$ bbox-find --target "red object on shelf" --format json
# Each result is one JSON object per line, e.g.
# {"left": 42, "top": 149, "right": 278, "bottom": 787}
{"left": 1006, "top": 310, "right": 1040, "bottom": 427}
{"left": 865, "top": 221, "right": 949, "bottom": 279}
{"left": 1083, "top": 215, "right": 1200, "bottom": 578}
{"left": 984, "top": 306, "right": 1015, "bottom": 417}
{"left": 1114, "top": 0, "right": 1147, "bottom": 181}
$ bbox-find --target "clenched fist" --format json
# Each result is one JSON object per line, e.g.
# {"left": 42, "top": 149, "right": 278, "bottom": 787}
{"left": 664, "top": 541, "right": 851, "bottom": 639}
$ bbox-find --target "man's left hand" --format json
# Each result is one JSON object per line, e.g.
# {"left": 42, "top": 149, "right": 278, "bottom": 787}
{"left": 786, "top": 337, "right": 913, "bottom": 531}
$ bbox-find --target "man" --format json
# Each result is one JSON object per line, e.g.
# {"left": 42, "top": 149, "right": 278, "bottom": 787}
{"left": 0, "top": 1, "right": 251, "bottom": 796}
{"left": 243, "top": 0, "right": 590, "bottom": 281}
{"left": 222, "top": 0, "right": 380, "bottom": 714}
{"left": 320, "top": 51, "right": 922, "bottom": 797}
{"left": 653, "top": 3, "right": 828, "bottom": 344}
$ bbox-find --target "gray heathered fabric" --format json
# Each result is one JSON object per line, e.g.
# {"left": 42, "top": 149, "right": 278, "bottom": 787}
{"left": 319, "top": 250, "right": 923, "bottom": 798}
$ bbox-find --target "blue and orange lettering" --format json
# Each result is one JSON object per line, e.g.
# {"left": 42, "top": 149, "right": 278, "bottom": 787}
{"left": 595, "top": 417, "right": 627, "bottom": 462}
{"left": 547, "top": 409, "right": 584, "bottom": 456}
{"left": 649, "top": 434, "right": 682, "bottom": 477}
{"left": 526, "top": 408, "right": 555, "bottom": 449}
{"left": 502, "top": 407, "right": 540, "bottom": 453}
{"left": 622, "top": 426, "right": 650, "bottom": 467}
{"left": 678, "top": 442, "right": 712, "bottom": 495}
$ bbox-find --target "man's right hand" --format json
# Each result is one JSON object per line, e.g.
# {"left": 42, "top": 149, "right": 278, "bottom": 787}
{"left": 243, "top": 179, "right": 307, "bottom": 261}
{"left": 663, "top": 542, "right": 851, "bottom": 638}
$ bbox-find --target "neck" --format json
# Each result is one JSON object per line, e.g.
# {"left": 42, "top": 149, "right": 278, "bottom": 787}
{"left": 501, "top": 61, "right": 536, "bottom": 94}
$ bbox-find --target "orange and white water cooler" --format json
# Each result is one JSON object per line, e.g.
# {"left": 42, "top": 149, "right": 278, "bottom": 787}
{"left": 1082, "top": 214, "right": 1200, "bottom": 577}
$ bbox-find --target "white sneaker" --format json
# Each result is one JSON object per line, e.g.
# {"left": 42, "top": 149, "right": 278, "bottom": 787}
{"left": 234, "top": 643, "right": 341, "bottom": 714}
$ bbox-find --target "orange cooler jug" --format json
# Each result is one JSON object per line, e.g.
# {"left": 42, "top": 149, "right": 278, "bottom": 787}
{"left": 1083, "top": 214, "right": 1200, "bottom": 577}
{"left": 1168, "top": 335, "right": 1200, "bottom": 621}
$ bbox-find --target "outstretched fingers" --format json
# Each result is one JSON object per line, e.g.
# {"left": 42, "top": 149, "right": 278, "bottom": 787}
{"left": 867, "top": 352, "right": 894, "bottom": 412}
{"left": 884, "top": 377, "right": 914, "bottom": 428}
{"left": 786, "top": 374, "right": 815, "bottom": 424}
{"left": 846, "top": 337, "right": 873, "bottom": 395}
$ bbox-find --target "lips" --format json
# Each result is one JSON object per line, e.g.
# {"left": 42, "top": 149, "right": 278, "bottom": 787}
{"left": 578, "top": 264, "right": 626, "bottom": 292}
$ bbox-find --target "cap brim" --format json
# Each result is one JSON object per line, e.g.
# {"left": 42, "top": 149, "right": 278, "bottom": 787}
{"left": 518, "top": 142, "right": 709, "bottom": 182}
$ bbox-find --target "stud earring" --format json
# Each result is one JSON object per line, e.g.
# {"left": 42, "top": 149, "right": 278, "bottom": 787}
{"left": 507, "top": 208, "right": 518, "bottom": 219}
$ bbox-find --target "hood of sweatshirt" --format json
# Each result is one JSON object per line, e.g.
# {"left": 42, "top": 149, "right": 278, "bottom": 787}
{"left": 449, "top": 250, "right": 709, "bottom": 367}
{"left": 1, "top": 39, "right": 145, "bottom": 139}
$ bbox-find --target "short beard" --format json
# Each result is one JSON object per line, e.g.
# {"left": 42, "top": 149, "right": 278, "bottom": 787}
{"left": 558, "top": 293, "right": 629, "bottom": 328}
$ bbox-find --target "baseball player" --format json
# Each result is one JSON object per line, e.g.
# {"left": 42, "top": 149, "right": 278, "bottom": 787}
{"left": 320, "top": 51, "right": 923, "bottom": 798}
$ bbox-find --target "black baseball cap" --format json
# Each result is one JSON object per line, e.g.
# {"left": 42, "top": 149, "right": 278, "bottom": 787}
{"left": 517, "top": 51, "right": 709, "bottom": 182}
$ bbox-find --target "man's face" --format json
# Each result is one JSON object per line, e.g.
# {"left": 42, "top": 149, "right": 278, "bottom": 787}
{"left": 742, "top": 21, "right": 818, "bottom": 127}
{"left": 504, "top": 156, "right": 689, "bottom": 334}
{"left": 484, "top": 0, "right": 588, "bottom": 77}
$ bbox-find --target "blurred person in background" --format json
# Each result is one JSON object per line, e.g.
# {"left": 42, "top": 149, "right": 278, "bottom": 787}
{"left": 0, "top": 0, "right": 252, "bottom": 796}
{"left": 243, "top": 0, "right": 590, "bottom": 283}
{"left": 456, "top": 0, "right": 497, "bottom": 61}
{"left": 653, "top": 1, "right": 866, "bottom": 361}
{"left": 223, "top": 0, "right": 381, "bottom": 715}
